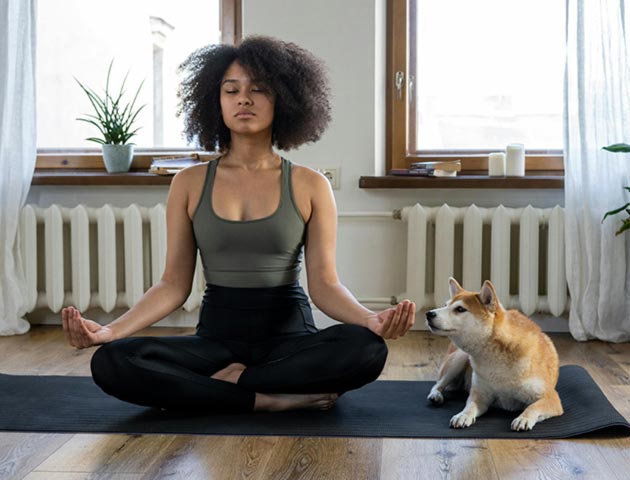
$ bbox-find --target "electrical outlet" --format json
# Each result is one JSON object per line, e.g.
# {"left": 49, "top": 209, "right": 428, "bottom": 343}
{"left": 316, "top": 167, "right": 340, "bottom": 189}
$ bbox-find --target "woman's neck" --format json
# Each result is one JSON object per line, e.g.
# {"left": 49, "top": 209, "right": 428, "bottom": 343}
{"left": 222, "top": 134, "right": 278, "bottom": 171}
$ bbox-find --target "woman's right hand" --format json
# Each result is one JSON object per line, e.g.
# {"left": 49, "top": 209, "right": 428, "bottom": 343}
{"left": 62, "top": 306, "right": 114, "bottom": 349}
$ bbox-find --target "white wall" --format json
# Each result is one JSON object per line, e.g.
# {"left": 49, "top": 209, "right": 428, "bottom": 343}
{"left": 25, "top": 0, "right": 565, "bottom": 329}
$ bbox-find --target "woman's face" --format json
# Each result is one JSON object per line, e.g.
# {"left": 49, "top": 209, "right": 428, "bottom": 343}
{"left": 220, "top": 61, "right": 275, "bottom": 138}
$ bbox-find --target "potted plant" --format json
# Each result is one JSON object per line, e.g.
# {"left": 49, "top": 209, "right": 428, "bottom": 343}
{"left": 602, "top": 143, "right": 630, "bottom": 235}
{"left": 75, "top": 61, "right": 145, "bottom": 173}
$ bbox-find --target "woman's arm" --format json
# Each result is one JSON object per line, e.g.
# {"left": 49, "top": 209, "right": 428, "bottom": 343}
{"left": 302, "top": 170, "right": 415, "bottom": 339}
{"left": 62, "top": 167, "right": 199, "bottom": 347}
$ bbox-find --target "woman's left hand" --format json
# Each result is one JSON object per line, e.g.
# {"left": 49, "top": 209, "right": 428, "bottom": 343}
{"left": 366, "top": 299, "right": 416, "bottom": 339}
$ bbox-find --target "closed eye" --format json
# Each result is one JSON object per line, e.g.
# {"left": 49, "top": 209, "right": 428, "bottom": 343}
{"left": 454, "top": 306, "right": 467, "bottom": 313}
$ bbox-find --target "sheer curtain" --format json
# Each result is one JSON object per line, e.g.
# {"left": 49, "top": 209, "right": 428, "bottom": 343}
{"left": 0, "top": 0, "right": 37, "bottom": 336}
{"left": 565, "top": 0, "right": 630, "bottom": 341}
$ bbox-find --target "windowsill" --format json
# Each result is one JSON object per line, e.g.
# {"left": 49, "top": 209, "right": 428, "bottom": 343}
{"left": 32, "top": 169, "right": 565, "bottom": 188}
{"left": 31, "top": 169, "right": 175, "bottom": 186}
{"left": 359, "top": 171, "right": 564, "bottom": 189}
{"left": 31, "top": 151, "right": 218, "bottom": 186}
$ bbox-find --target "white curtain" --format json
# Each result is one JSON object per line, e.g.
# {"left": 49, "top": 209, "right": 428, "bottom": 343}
{"left": 565, "top": 0, "right": 630, "bottom": 342}
{"left": 0, "top": 0, "right": 37, "bottom": 336}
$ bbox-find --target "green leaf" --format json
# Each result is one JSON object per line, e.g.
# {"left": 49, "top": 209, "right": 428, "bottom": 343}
{"left": 75, "top": 59, "right": 144, "bottom": 147}
{"left": 602, "top": 202, "right": 630, "bottom": 222}
{"left": 616, "top": 219, "right": 630, "bottom": 236}
{"left": 603, "top": 143, "right": 630, "bottom": 153}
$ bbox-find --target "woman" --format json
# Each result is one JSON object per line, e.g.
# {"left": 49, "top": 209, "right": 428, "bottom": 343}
{"left": 62, "top": 36, "right": 416, "bottom": 413}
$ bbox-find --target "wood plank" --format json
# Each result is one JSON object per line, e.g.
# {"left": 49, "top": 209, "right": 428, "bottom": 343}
{"left": 23, "top": 472, "right": 143, "bottom": 480}
{"left": 380, "top": 334, "right": 449, "bottom": 381}
{"left": 488, "top": 439, "right": 625, "bottom": 480}
{"left": 33, "top": 434, "right": 176, "bottom": 475}
{"left": 142, "top": 435, "right": 277, "bottom": 479}
{"left": 260, "top": 437, "right": 381, "bottom": 480}
{"left": 0, "top": 433, "right": 73, "bottom": 480}
{"left": 381, "top": 439, "right": 499, "bottom": 480}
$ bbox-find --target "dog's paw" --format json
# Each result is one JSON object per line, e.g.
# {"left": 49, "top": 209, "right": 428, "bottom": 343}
{"left": 450, "top": 411, "right": 476, "bottom": 429}
{"left": 511, "top": 415, "right": 536, "bottom": 431}
{"left": 427, "top": 387, "right": 444, "bottom": 405}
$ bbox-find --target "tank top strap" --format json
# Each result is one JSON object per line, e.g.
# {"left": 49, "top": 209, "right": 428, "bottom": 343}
{"left": 207, "top": 157, "right": 219, "bottom": 201}
{"left": 281, "top": 157, "right": 302, "bottom": 219}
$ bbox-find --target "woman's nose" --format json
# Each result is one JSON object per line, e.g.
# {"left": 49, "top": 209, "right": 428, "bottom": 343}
{"left": 238, "top": 94, "right": 252, "bottom": 106}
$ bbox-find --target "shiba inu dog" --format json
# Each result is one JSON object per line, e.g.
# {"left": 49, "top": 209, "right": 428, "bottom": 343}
{"left": 425, "top": 278, "right": 563, "bottom": 431}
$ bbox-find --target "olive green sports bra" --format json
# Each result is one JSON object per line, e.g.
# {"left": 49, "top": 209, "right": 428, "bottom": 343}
{"left": 191, "top": 157, "right": 306, "bottom": 288}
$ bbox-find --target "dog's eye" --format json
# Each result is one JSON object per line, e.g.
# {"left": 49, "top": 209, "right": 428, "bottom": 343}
{"left": 454, "top": 306, "right": 467, "bottom": 313}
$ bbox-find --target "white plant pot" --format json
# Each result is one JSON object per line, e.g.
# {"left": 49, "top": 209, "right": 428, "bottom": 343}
{"left": 102, "top": 144, "right": 134, "bottom": 173}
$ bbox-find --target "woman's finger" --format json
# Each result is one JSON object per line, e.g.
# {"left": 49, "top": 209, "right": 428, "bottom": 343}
{"left": 398, "top": 301, "right": 415, "bottom": 336}
{"left": 383, "top": 303, "right": 403, "bottom": 338}
{"left": 68, "top": 309, "right": 81, "bottom": 347}
{"left": 61, "top": 308, "right": 71, "bottom": 344}
{"left": 407, "top": 302, "right": 416, "bottom": 330}
{"left": 70, "top": 309, "right": 86, "bottom": 348}
{"left": 394, "top": 301, "right": 410, "bottom": 336}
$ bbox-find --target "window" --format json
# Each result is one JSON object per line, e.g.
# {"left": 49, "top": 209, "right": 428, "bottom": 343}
{"left": 36, "top": 0, "right": 240, "bottom": 152}
{"left": 387, "top": 0, "right": 565, "bottom": 172}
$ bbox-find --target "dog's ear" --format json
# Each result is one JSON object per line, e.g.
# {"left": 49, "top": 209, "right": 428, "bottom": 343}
{"left": 479, "top": 280, "right": 497, "bottom": 312}
{"left": 448, "top": 277, "right": 464, "bottom": 297}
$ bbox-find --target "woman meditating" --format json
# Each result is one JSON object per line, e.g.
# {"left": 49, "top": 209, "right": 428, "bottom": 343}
{"left": 62, "top": 36, "right": 416, "bottom": 412}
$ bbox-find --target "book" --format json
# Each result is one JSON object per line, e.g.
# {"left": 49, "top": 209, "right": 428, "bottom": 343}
{"left": 149, "top": 154, "right": 203, "bottom": 175}
{"left": 390, "top": 160, "right": 461, "bottom": 177}
{"left": 409, "top": 160, "right": 462, "bottom": 172}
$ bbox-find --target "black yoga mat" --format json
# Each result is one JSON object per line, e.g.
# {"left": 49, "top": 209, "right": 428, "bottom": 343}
{"left": 0, "top": 365, "right": 628, "bottom": 439}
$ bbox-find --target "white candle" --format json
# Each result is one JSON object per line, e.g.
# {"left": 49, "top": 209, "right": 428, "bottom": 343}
{"left": 488, "top": 152, "right": 506, "bottom": 176}
{"left": 505, "top": 143, "right": 525, "bottom": 176}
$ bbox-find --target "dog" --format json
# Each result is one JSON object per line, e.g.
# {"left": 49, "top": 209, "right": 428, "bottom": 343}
{"left": 425, "top": 278, "right": 563, "bottom": 431}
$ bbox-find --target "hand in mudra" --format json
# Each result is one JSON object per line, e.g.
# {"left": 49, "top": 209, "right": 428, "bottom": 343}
{"left": 368, "top": 299, "right": 416, "bottom": 339}
{"left": 62, "top": 306, "right": 113, "bottom": 349}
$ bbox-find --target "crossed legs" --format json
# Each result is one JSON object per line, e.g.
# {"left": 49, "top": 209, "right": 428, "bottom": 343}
{"left": 90, "top": 324, "right": 387, "bottom": 413}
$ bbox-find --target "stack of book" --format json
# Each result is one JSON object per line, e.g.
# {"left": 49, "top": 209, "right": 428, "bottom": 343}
{"left": 149, "top": 154, "right": 203, "bottom": 175}
{"left": 390, "top": 160, "right": 461, "bottom": 177}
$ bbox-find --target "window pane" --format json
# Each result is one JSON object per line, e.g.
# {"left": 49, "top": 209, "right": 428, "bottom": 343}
{"left": 413, "top": 0, "right": 565, "bottom": 151}
{"left": 37, "top": 0, "right": 220, "bottom": 148}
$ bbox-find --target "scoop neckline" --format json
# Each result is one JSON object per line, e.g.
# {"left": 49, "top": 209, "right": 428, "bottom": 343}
{"left": 209, "top": 157, "right": 284, "bottom": 224}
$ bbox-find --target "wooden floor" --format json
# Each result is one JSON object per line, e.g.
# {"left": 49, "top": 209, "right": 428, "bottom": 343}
{"left": 0, "top": 326, "right": 629, "bottom": 480}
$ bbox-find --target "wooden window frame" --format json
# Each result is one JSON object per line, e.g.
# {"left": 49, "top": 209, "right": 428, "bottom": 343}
{"left": 36, "top": 0, "right": 242, "bottom": 174}
{"left": 385, "top": 0, "right": 564, "bottom": 176}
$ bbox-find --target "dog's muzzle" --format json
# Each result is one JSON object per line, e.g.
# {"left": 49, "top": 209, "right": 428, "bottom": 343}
{"left": 425, "top": 310, "right": 437, "bottom": 329}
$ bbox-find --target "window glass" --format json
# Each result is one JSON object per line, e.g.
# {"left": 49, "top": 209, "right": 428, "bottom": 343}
{"left": 37, "top": 0, "right": 220, "bottom": 148}
{"left": 413, "top": 0, "right": 565, "bottom": 151}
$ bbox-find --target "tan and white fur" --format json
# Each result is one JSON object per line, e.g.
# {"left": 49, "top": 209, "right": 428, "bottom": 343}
{"left": 425, "top": 278, "right": 563, "bottom": 431}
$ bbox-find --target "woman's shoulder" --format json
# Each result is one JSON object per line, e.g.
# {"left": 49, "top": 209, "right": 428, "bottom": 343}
{"left": 172, "top": 161, "right": 209, "bottom": 184}
{"left": 169, "top": 162, "right": 210, "bottom": 200}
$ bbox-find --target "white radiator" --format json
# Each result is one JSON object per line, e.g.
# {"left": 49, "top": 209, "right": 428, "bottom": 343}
{"left": 19, "top": 203, "right": 568, "bottom": 318}
{"left": 19, "top": 204, "right": 206, "bottom": 314}
{"left": 399, "top": 204, "right": 567, "bottom": 316}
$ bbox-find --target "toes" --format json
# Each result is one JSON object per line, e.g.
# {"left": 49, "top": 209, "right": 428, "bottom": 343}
{"left": 427, "top": 390, "right": 444, "bottom": 405}
{"left": 511, "top": 416, "right": 536, "bottom": 431}
{"left": 450, "top": 412, "right": 476, "bottom": 428}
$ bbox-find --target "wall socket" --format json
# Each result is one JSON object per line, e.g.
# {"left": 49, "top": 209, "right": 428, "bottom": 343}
{"left": 316, "top": 167, "right": 340, "bottom": 190}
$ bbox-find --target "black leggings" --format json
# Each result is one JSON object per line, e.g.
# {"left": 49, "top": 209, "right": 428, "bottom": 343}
{"left": 90, "top": 283, "right": 388, "bottom": 412}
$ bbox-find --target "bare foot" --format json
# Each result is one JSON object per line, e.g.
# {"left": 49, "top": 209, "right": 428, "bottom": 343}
{"left": 211, "top": 363, "right": 247, "bottom": 384}
{"left": 254, "top": 393, "right": 339, "bottom": 412}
